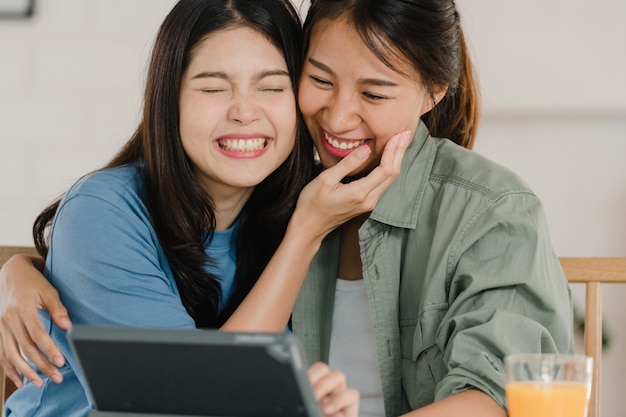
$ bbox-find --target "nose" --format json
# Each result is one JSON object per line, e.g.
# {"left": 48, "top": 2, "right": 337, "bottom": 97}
{"left": 227, "top": 94, "right": 261, "bottom": 125}
{"left": 324, "top": 89, "right": 361, "bottom": 133}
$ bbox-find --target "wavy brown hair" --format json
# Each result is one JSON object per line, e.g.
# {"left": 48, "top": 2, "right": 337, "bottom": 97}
{"left": 303, "top": 0, "right": 480, "bottom": 149}
{"left": 34, "top": 0, "right": 314, "bottom": 328}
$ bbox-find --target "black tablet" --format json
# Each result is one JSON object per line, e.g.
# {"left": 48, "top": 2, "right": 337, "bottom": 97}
{"left": 66, "top": 325, "right": 321, "bottom": 417}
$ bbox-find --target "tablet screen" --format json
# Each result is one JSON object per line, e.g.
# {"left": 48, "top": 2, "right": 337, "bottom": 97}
{"left": 67, "top": 325, "right": 321, "bottom": 417}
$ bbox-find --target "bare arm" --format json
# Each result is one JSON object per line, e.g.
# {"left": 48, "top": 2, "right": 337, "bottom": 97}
{"left": 401, "top": 389, "right": 506, "bottom": 417}
{"left": 0, "top": 254, "right": 70, "bottom": 388}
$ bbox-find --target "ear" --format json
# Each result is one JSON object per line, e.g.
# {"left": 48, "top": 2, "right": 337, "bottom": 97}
{"left": 432, "top": 84, "right": 448, "bottom": 106}
{"left": 420, "top": 84, "right": 449, "bottom": 114}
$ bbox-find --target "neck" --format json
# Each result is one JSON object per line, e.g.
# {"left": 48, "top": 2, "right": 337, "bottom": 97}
{"left": 212, "top": 187, "right": 254, "bottom": 231}
{"left": 346, "top": 213, "right": 370, "bottom": 229}
{"left": 337, "top": 213, "right": 370, "bottom": 280}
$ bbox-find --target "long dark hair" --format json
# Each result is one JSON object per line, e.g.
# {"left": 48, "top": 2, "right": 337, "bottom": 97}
{"left": 303, "top": 0, "right": 480, "bottom": 149}
{"left": 33, "top": 0, "right": 314, "bottom": 328}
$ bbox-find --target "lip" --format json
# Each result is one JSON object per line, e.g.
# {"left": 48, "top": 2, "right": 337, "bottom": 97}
{"left": 215, "top": 133, "right": 272, "bottom": 158}
{"left": 318, "top": 127, "right": 371, "bottom": 159}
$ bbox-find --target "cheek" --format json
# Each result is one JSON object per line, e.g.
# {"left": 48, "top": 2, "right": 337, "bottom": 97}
{"left": 269, "top": 95, "right": 297, "bottom": 136}
{"left": 368, "top": 105, "right": 420, "bottom": 143}
{"left": 178, "top": 109, "right": 195, "bottom": 147}
{"left": 179, "top": 94, "right": 217, "bottom": 138}
{"left": 265, "top": 96, "right": 298, "bottom": 157}
{"left": 366, "top": 109, "right": 403, "bottom": 144}
{"left": 297, "top": 82, "right": 322, "bottom": 120}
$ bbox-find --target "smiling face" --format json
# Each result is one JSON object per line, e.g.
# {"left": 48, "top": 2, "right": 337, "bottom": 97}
{"left": 299, "top": 16, "right": 446, "bottom": 177}
{"left": 179, "top": 26, "right": 296, "bottom": 200}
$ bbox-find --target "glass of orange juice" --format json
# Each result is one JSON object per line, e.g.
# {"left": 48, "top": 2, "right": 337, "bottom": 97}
{"left": 504, "top": 354, "right": 592, "bottom": 417}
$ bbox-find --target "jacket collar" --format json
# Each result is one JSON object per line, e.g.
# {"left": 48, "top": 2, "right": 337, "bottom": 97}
{"left": 369, "top": 121, "right": 436, "bottom": 229}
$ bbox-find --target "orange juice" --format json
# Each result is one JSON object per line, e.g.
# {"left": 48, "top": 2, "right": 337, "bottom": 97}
{"left": 506, "top": 381, "right": 588, "bottom": 417}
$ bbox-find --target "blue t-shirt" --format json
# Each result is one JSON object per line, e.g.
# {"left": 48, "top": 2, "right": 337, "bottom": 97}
{"left": 5, "top": 165, "right": 238, "bottom": 417}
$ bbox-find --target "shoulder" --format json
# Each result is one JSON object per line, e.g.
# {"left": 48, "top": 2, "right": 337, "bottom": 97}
{"left": 429, "top": 138, "right": 534, "bottom": 202}
{"left": 63, "top": 164, "right": 146, "bottom": 208}
{"left": 54, "top": 164, "right": 151, "bottom": 229}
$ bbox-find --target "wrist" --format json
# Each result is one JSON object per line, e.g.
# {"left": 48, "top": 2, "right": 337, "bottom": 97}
{"left": 283, "top": 217, "right": 325, "bottom": 255}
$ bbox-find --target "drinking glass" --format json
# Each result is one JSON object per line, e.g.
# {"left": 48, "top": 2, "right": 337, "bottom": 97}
{"left": 504, "top": 353, "right": 592, "bottom": 417}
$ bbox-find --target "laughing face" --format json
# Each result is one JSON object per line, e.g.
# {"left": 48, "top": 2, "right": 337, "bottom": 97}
{"left": 299, "top": 16, "right": 445, "bottom": 178}
{"left": 179, "top": 26, "right": 296, "bottom": 199}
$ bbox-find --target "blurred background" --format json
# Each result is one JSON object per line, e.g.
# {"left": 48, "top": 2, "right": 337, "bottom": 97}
{"left": 0, "top": 0, "right": 624, "bottom": 414}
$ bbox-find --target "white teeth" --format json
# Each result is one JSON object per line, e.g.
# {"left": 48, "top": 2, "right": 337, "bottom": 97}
{"left": 324, "top": 132, "right": 365, "bottom": 150}
{"left": 219, "top": 138, "right": 267, "bottom": 152}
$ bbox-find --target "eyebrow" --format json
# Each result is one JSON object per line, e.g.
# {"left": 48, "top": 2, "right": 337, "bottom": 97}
{"left": 307, "top": 57, "right": 399, "bottom": 87}
{"left": 191, "top": 69, "right": 290, "bottom": 81}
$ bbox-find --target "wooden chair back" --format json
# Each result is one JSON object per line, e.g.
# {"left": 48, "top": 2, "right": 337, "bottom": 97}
{"left": 0, "top": 245, "right": 38, "bottom": 413}
{"left": 559, "top": 257, "right": 626, "bottom": 417}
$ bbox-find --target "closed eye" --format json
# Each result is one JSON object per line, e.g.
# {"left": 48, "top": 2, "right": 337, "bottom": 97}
{"left": 362, "top": 91, "right": 387, "bottom": 101}
{"left": 309, "top": 75, "right": 332, "bottom": 87}
{"left": 201, "top": 89, "right": 227, "bottom": 94}
{"left": 259, "top": 88, "right": 285, "bottom": 93}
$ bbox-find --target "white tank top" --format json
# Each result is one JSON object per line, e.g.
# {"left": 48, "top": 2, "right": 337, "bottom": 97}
{"left": 328, "top": 278, "right": 385, "bottom": 417}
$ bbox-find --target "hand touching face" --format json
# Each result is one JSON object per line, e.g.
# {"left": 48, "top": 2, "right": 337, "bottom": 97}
{"left": 299, "top": 16, "right": 445, "bottom": 179}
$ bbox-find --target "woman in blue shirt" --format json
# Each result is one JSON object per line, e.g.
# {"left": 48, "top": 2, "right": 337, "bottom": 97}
{"left": 0, "top": 0, "right": 410, "bottom": 416}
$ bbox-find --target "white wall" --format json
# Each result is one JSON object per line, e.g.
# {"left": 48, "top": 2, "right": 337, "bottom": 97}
{"left": 0, "top": 0, "right": 179, "bottom": 245}
{"left": 1, "top": 0, "right": 625, "bottom": 414}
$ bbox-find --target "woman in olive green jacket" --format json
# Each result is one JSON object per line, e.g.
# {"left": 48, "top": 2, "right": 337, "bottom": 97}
{"left": 291, "top": 1, "right": 573, "bottom": 416}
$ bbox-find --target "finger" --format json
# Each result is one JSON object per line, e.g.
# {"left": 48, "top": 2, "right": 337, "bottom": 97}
{"left": 333, "top": 131, "right": 410, "bottom": 209}
{"left": 379, "top": 129, "right": 411, "bottom": 171}
{"left": 5, "top": 309, "right": 64, "bottom": 383}
{"left": 339, "top": 129, "right": 410, "bottom": 191}
{"left": 0, "top": 325, "right": 43, "bottom": 388}
{"left": 321, "top": 387, "right": 360, "bottom": 417}
{"left": 311, "top": 130, "right": 410, "bottom": 197}
{"left": 308, "top": 363, "right": 360, "bottom": 417}
{"left": 308, "top": 361, "right": 331, "bottom": 394}
{"left": 7, "top": 321, "right": 56, "bottom": 385}
{"left": 313, "top": 369, "right": 359, "bottom": 417}
{"left": 16, "top": 329, "right": 65, "bottom": 384}
{"left": 0, "top": 332, "right": 24, "bottom": 388}
{"left": 311, "top": 367, "right": 348, "bottom": 400}
{"left": 317, "top": 144, "right": 372, "bottom": 186}
{"left": 31, "top": 290, "right": 70, "bottom": 366}
{"left": 47, "top": 297, "right": 72, "bottom": 331}
{"left": 359, "top": 129, "right": 411, "bottom": 188}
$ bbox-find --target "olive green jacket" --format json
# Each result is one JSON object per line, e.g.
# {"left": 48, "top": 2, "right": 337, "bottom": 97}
{"left": 292, "top": 122, "right": 574, "bottom": 416}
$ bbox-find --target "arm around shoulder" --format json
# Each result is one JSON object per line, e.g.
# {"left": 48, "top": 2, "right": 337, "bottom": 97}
{"left": 0, "top": 253, "right": 69, "bottom": 387}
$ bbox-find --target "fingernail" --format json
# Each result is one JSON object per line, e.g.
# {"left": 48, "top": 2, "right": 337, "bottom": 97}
{"left": 355, "top": 145, "right": 371, "bottom": 159}
{"left": 53, "top": 355, "right": 65, "bottom": 367}
{"left": 60, "top": 317, "right": 72, "bottom": 327}
{"left": 51, "top": 373, "right": 63, "bottom": 384}
{"left": 323, "top": 401, "right": 339, "bottom": 414}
